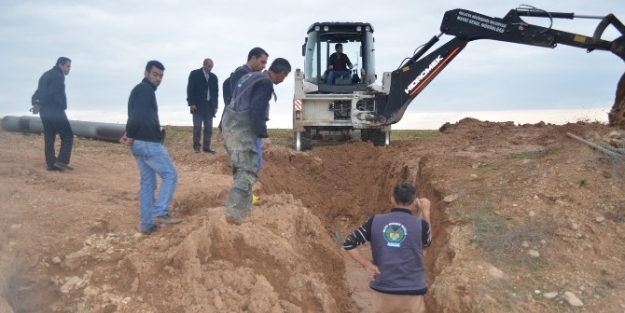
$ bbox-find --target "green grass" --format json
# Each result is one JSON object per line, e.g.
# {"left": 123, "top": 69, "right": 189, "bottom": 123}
{"left": 162, "top": 126, "right": 438, "bottom": 150}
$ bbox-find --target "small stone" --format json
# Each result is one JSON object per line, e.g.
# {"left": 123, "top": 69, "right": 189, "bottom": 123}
{"left": 512, "top": 204, "right": 518, "bottom": 207}
{"left": 84, "top": 239, "right": 92, "bottom": 246}
{"left": 470, "top": 174, "right": 478, "bottom": 179}
{"left": 521, "top": 241, "right": 530, "bottom": 248}
{"left": 51, "top": 257, "right": 62, "bottom": 264}
{"left": 543, "top": 292, "right": 558, "bottom": 299}
{"left": 535, "top": 290, "right": 541, "bottom": 294}
{"left": 595, "top": 217, "right": 606, "bottom": 223}
{"left": 562, "top": 291, "right": 583, "bottom": 307}
{"left": 10, "top": 224, "right": 22, "bottom": 229}
{"left": 529, "top": 211, "right": 536, "bottom": 217}
{"left": 444, "top": 194, "right": 459, "bottom": 203}
{"left": 534, "top": 195, "right": 539, "bottom": 200}
{"left": 528, "top": 250, "right": 540, "bottom": 258}
{"left": 83, "top": 286, "right": 99, "bottom": 297}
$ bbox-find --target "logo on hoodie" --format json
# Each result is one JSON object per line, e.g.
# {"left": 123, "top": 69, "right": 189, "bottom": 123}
{"left": 383, "top": 223, "right": 407, "bottom": 247}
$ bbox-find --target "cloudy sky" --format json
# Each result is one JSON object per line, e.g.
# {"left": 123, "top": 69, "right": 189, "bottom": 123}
{"left": 1, "top": 0, "right": 623, "bottom": 129}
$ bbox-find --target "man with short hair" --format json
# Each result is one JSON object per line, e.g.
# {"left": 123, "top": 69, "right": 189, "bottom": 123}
{"left": 326, "top": 43, "right": 354, "bottom": 84}
{"left": 34, "top": 57, "right": 74, "bottom": 171}
{"left": 187, "top": 58, "right": 219, "bottom": 153}
{"left": 221, "top": 58, "right": 291, "bottom": 224}
{"left": 120, "top": 60, "right": 182, "bottom": 235}
{"left": 343, "top": 182, "right": 432, "bottom": 313}
{"left": 218, "top": 47, "right": 269, "bottom": 137}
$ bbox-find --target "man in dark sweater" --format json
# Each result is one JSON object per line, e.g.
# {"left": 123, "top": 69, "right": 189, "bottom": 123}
{"left": 343, "top": 182, "right": 432, "bottom": 313}
{"left": 34, "top": 57, "right": 74, "bottom": 171}
{"left": 120, "top": 60, "right": 181, "bottom": 235}
{"left": 221, "top": 58, "right": 291, "bottom": 224}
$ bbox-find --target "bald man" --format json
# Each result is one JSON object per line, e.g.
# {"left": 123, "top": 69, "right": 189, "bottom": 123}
{"left": 187, "top": 58, "right": 219, "bottom": 153}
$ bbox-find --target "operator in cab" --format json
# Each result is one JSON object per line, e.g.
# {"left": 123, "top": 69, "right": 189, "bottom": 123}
{"left": 326, "top": 43, "right": 353, "bottom": 84}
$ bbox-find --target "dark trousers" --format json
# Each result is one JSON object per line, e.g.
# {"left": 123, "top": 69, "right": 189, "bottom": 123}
{"left": 40, "top": 111, "right": 74, "bottom": 168}
{"left": 192, "top": 110, "right": 214, "bottom": 150}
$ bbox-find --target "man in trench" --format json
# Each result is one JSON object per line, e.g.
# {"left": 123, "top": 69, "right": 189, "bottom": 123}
{"left": 221, "top": 58, "right": 291, "bottom": 224}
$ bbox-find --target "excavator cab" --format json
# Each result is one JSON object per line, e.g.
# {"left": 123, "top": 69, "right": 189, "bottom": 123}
{"left": 302, "top": 22, "right": 377, "bottom": 93}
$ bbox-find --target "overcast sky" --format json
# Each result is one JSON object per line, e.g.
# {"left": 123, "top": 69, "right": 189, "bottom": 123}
{"left": 1, "top": 0, "right": 623, "bottom": 129}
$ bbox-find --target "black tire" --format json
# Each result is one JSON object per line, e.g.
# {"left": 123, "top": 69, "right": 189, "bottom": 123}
{"left": 293, "top": 130, "right": 312, "bottom": 151}
{"left": 361, "top": 129, "right": 387, "bottom": 146}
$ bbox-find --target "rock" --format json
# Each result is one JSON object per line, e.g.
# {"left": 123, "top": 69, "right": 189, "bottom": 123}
{"left": 60, "top": 276, "right": 83, "bottom": 293}
{"left": 470, "top": 174, "right": 478, "bottom": 179}
{"left": 528, "top": 250, "right": 540, "bottom": 258}
{"left": 609, "top": 138, "right": 623, "bottom": 148}
{"left": 83, "top": 286, "right": 99, "bottom": 297}
{"left": 608, "top": 130, "right": 622, "bottom": 138}
{"left": 596, "top": 216, "right": 606, "bottom": 223}
{"left": 488, "top": 266, "right": 505, "bottom": 279}
{"left": 529, "top": 211, "right": 536, "bottom": 217}
{"left": 521, "top": 241, "right": 530, "bottom": 248}
{"left": 570, "top": 223, "right": 579, "bottom": 230}
{"left": 10, "top": 224, "right": 22, "bottom": 229}
{"left": 562, "top": 291, "right": 583, "bottom": 307}
{"left": 131, "top": 277, "right": 139, "bottom": 293}
{"left": 51, "top": 257, "right": 62, "bottom": 264}
{"left": 543, "top": 292, "right": 558, "bottom": 299}
{"left": 443, "top": 194, "right": 459, "bottom": 203}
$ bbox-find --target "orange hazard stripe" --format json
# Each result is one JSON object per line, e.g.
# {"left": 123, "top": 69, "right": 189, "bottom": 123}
{"left": 409, "top": 47, "right": 461, "bottom": 97}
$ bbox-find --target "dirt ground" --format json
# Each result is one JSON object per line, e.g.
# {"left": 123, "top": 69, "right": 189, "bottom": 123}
{"left": 1, "top": 118, "right": 625, "bottom": 313}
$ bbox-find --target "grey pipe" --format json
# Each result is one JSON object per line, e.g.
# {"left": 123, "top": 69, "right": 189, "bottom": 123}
{"left": 1, "top": 115, "right": 127, "bottom": 143}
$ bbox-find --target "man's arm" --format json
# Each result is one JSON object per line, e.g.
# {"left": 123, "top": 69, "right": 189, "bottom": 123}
{"left": 343, "top": 217, "right": 379, "bottom": 278}
{"left": 417, "top": 198, "right": 432, "bottom": 247}
{"left": 125, "top": 85, "right": 150, "bottom": 138}
{"left": 40, "top": 72, "right": 64, "bottom": 106}
{"left": 250, "top": 80, "right": 273, "bottom": 139}
{"left": 343, "top": 55, "right": 354, "bottom": 69}
{"left": 186, "top": 71, "right": 195, "bottom": 107}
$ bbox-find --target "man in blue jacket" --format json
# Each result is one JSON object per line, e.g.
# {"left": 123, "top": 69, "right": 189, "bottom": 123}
{"left": 120, "top": 60, "right": 182, "bottom": 235}
{"left": 343, "top": 182, "right": 432, "bottom": 313}
{"left": 34, "top": 57, "right": 74, "bottom": 171}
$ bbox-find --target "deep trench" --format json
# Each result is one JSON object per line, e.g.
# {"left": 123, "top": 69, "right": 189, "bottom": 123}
{"left": 259, "top": 144, "right": 451, "bottom": 312}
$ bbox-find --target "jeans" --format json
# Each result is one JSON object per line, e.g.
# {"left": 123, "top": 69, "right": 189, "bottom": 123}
{"left": 192, "top": 108, "right": 214, "bottom": 150}
{"left": 255, "top": 138, "right": 263, "bottom": 170}
{"left": 40, "top": 111, "right": 74, "bottom": 168}
{"left": 131, "top": 140, "right": 178, "bottom": 229}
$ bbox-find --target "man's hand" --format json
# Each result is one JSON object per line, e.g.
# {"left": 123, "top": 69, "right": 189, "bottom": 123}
{"left": 214, "top": 108, "right": 218, "bottom": 117}
{"left": 119, "top": 133, "right": 134, "bottom": 146}
{"left": 416, "top": 198, "right": 431, "bottom": 222}
{"left": 261, "top": 137, "right": 271, "bottom": 151}
{"left": 30, "top": 104, "right": 40, "bottom": 115}
{"left": 190, "top": 105, "right": 197, "bottom": 112}
{"left": 364, "top": 263, "right": 381, "bottom": 280}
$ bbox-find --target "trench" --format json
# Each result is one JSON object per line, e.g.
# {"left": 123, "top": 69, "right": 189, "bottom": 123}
{"left": 259, "top": 142, "right": 452, "bottom": 312}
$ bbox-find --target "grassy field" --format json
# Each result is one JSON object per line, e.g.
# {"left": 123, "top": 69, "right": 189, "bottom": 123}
{"left": 164, "top": 126, "right": 439, "bottom": 149}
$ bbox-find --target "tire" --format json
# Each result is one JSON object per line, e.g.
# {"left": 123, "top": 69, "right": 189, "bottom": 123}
{"left": 361, "top": 129, "right": 387, "bottom": 146}
{"left": 608, "top": 72, "right": 625, "bottom": 127}
{"left": 293, "top": 130, "right": 312, "bottom": 151}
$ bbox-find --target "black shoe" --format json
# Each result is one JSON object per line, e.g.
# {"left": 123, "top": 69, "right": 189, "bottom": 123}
{"left": 53, "top": 161, "right": 74, "bottom": 171}
{"left": 194, "top": 148, "right": 201, "bottom": 153}
{"left": 47, "top": 166, "right": 62, "bottom": 171}
{"left": 203, "top": 148, "right": 216, "bottom": 154}
{"left": 141, "top": 224, "right": 159, "bottom": 235}
{"left": 153, "top": 214, "right": 183, "bottom": 225}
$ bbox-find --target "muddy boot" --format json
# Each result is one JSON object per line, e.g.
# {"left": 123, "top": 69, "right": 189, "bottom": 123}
{"left": 224, "top": 187, "right": 252, "bottom": 225}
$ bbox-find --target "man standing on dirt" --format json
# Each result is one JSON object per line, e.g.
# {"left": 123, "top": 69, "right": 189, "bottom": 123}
{"left": 218, "top": 47, "right": 269, "bottom": 135}
{"left": 221, "top": 58, "right": 291, "bottom": 225}
{"left": 119, "top": 60, "right": 182, "bottom": 235}
{"left": 187, "top": 58, "right": 219, "bottom": 154}
{"left": 343, "top": 182, "right": 432, "bottom": 313}
{"left": 33, "top": 57, "right": 74, "bottom": 171}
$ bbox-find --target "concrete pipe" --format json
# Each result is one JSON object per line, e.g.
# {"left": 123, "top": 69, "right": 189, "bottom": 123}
{"left": 1, "top": 115, "right": 127, "bottom": 143}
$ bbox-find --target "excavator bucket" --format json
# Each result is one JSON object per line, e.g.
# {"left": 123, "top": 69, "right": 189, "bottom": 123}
{"left": 608, "top": 72, "right": 625, "bottom": 127}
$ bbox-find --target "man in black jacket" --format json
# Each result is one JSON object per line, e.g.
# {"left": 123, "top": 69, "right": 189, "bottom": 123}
{"left": 120, "top": 60, "right": 181, "bottom": 235}
{"left": 34, "top": 57, "right": 74, "bottom": 171}
{"left": 187, "top": 58, "right": 219, "bottom": 153}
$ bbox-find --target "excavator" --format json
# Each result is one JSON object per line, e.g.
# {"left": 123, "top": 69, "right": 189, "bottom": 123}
{"left": 292, "top": 5, "right": 625, "bottom": 151}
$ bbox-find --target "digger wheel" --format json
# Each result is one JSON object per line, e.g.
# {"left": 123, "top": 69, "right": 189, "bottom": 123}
{"left": 608, "top": 72, "right": 625, "bottom": 128}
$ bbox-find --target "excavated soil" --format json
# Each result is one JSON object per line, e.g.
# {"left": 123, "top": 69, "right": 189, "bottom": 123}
{"left": 1, "top": 118, "right": 625, "bottom": 313}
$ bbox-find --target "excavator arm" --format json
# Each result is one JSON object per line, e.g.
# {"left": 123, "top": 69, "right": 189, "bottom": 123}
{"left": 375, "top": 7, "right": 625, "bottom": 125}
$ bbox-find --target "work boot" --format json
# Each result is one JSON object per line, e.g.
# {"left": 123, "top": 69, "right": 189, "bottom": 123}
{"left": 141, "top": 224, "right": 159, "bottom": 235}
{"left": 153, "top": 214, "right": 182, "bottom": 225}
{"left": 53, "top": 161, "right": 74, "bottom": 171}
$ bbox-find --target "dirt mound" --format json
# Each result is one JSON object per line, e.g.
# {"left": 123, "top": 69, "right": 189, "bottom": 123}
{"left": 3, "top": 120, "right": 625, "bottom": 312}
